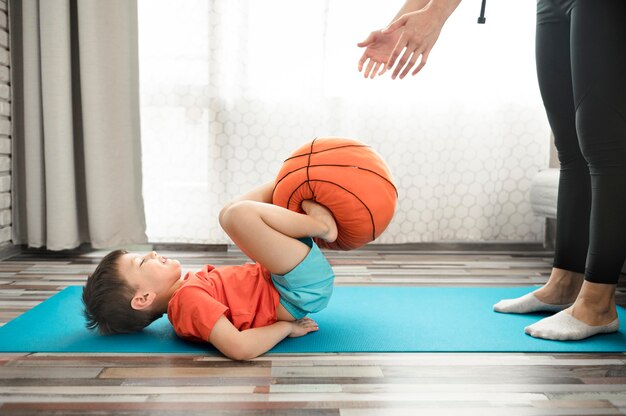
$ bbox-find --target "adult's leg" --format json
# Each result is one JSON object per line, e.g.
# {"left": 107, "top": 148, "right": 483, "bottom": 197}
{"left": 571, "top": 0, "right": 626, "bottom": 285}
{"left": 219, "top": 200, "right": 337, "bottom": 276}
{"left": 563, "top": 0, "right": 625, "bottom": 322}
{"left": 534, "top": 0, "right": 591, "bottom": 304}
{"left": 494, "top": 0, "right": 587, "bottom": 314}
{"left": 525, "top": 0, "right": 625, "bottom": 339}
{"left": 536, "top": 1, "right": 591, "bottom": 279}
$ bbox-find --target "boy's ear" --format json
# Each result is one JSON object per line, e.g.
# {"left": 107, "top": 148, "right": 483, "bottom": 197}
{"left": 130, "top": 291, "right": 157, "bottom": 311}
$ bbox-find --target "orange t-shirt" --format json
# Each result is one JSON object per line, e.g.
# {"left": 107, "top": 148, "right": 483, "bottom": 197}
{"left": 167, "top": 263, "right": 280, "bottom": 343}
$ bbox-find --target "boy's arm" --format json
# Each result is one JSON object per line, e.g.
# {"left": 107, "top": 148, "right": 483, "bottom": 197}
{"left": 209, "top": 315, "right": 318, "bottom": 360}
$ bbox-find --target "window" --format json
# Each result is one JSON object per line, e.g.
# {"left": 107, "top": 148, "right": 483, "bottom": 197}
{"left": 138, "top": 0, "right": 548, "bottom": 244}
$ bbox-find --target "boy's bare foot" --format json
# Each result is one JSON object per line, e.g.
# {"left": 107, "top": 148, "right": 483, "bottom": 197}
{"left": 301, "top": 200, "right": 338, "bottom": 243}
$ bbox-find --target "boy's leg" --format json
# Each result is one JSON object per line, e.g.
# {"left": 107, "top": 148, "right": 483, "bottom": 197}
{"left": 220, "top": 200, "right": 336, "bottom": 276}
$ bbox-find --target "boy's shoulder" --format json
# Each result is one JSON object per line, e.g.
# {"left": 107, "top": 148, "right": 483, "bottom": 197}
{"left": 167, "top": 274, "right": 229, "bottom": 342}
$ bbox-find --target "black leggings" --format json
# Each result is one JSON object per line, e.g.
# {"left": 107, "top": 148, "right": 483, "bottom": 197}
{"left": 536, "top": 0, "right": 626, "bottom": 284}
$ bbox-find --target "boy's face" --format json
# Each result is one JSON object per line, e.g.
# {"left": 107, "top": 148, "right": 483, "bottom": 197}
{"left": 118, "top": 251, "right": 182, "bottom": 308}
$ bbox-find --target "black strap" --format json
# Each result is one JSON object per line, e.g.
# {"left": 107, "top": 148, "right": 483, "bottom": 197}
{"left": 477, "top": 0, "right": 487, "bottom": 24}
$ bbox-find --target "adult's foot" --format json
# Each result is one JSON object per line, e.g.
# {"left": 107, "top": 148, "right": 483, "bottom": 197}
{"left": 524, "top": 308, "right": 619, "bottom": 340}
{"left": 493, "top": 268, "right": 583, "bottom": 314}
{"left": 525, "top": 281, "right": 619, "bottom": 340}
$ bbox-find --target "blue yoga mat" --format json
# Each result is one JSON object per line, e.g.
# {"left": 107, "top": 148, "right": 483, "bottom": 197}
{"left": 0, "top": 286, "right": 624, "bottom": 353}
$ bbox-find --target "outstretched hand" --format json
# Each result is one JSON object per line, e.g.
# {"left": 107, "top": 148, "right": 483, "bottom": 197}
{"left": 288, "top": 317, "right": 319, "bottom": 338}
{"left": 357, "top": 29, "right": 403, "bottom": 79}
{"left": 382, "top": 9, "right": 444, "bottom": 79}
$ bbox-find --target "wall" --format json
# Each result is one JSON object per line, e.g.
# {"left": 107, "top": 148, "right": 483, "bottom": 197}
{"left": 0, "top": 0, "right": 10, "bottom": 250}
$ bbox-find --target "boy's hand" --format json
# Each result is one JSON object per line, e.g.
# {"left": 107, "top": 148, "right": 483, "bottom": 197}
{"left": 288, "top": 317, "right": 319, "bottom": 338}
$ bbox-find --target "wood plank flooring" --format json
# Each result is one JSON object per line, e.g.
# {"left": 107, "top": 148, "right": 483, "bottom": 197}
{"left": 0, "top": 245, "right": 625, "bottom": 415}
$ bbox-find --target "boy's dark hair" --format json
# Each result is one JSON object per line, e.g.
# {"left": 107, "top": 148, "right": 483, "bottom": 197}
{"left": 82, "top": 249, "right": 162, "bottom": 335}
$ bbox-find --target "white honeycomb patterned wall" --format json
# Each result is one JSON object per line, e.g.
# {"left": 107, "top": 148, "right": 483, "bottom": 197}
{"left": 139, "top": 0, "right": 550, "bottom": 245}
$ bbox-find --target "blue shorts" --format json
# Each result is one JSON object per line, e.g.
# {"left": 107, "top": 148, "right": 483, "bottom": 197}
{"left": 270, "top": 237, "right": 335, "bottom": 320}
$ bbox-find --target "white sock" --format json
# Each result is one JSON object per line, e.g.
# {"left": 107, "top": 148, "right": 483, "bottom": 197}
{"left": 525, "top": 310, "right": 620, "bottom": 341}
{"left": 493, "top": 292, "right": 572, "bottom": 314}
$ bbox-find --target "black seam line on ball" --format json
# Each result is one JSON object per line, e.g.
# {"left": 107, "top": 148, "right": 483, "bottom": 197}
{"left": 305, "top": 138, "right": 317, "bottom": 198}
{"left": 286, "top": 179, "right": 376, "bottom": 241}
{"left": 283, "top": 144, "right": 371, "bottom": 162}
{"left": 274, "top": 164, "right": 399, "bottom": 197}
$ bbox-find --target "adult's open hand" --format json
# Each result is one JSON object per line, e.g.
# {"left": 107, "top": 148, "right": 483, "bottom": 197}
{"left": 382, "top": 8, "right": 445, "bottom": 79}
{"left": 357, "top": 29, "right": 404, "bottom": 79}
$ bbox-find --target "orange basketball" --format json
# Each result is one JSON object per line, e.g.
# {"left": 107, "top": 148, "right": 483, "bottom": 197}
{"left": 272, "top": 137, "right": 397, "bottom": 250}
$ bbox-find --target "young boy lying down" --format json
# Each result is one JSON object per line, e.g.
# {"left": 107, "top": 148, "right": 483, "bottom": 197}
{"left": 82, "top": 181, "right": 337, "bottom": 360}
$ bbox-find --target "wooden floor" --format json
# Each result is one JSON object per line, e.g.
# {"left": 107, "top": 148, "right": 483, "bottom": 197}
{"left": 0, "top": 245, "right": 625, "bottom": 415}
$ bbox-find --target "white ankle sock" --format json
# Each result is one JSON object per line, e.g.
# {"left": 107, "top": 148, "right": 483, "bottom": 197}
{"left": 525, "top": 310, "right": 620, "bottom": 341}
{"left": 493, "top": 292, "right": 573, "bottom": 314}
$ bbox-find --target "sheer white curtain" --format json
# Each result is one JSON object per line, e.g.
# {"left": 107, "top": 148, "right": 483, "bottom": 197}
{"left": 138, "top": 0, "right": 549, "bottom": 244}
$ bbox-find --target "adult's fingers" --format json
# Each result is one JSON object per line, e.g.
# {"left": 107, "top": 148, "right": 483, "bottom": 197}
{"left": 370, "top": 62, "right": 382, "bottom": 79}
{"left": 358, "top": 52, "right": 368, "bottom": 72}
{"left": 391, "top": 46, "right": 415, "bottom": 79}
{"left": 364, "top": 58, "right": 376, "bottom": 78}
{"left": 399, "top": 50, "right": 422, "bottom": 79}
{"left": 411, "top": 49, "right": 430, "bottom": 76}
{"left": 386, "top": 33, "right": 407, "bottom": 70}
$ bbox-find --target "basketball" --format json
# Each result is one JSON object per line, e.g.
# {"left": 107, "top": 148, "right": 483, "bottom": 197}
{"left": 272, "top": 137, "right": 397, "bottom": 250}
